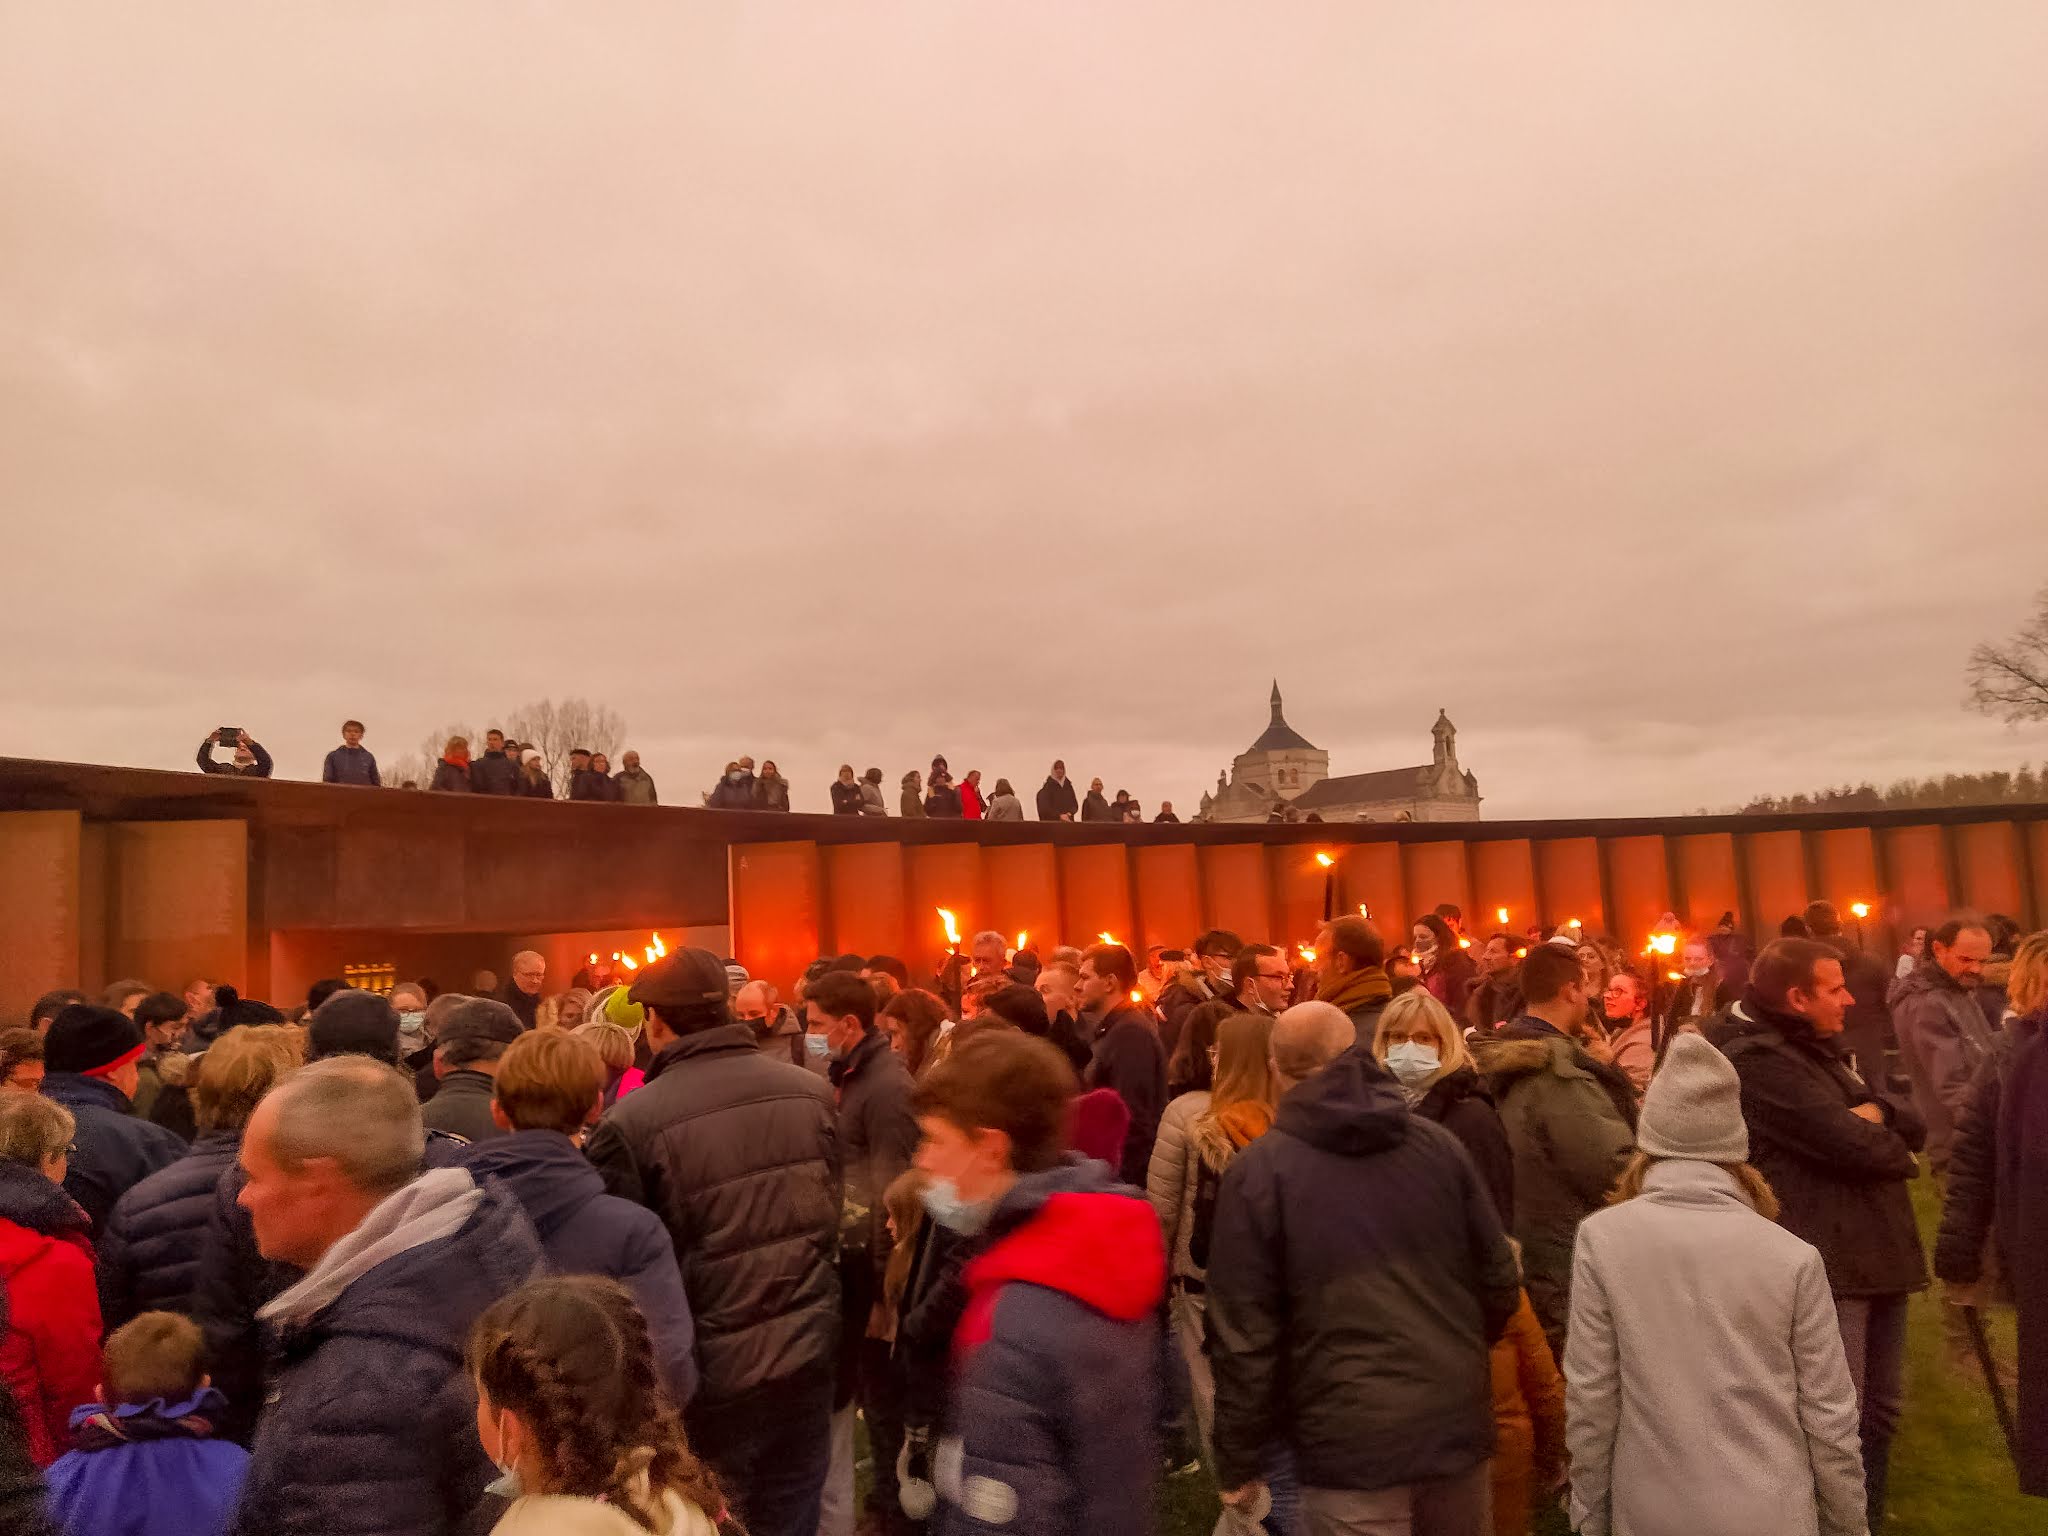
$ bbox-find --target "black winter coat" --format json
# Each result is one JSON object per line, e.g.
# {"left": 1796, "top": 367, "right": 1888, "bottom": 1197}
{"left": 418, "top": 1070, "right": 502, "bottom": 1145}
{"left": 1079, "top": 790, "right": 1114, "bottom": 823}
{"left": 923, "top": 783, "right": 962, "bottom": 818}
{"left": 1988, "top": 1029, "right": 2048, "bottom": 1493}
{"left": 320, "top": 744, "right": 380, "bottom": 787}
{"left": 829, "top": 779, "right": 864, "bottom": 815}
{"left": 427, "top": 759, "right": 470, "bottom": 792}
{"left": 40, "top": 1074, "right": 185, "bottom": 1237}
{"left": 1085, "top": 1006, "right": 1167, "bottom": 1187}
{"left": 585, "top": 1023, "right": 842, "bottom": 1406}
{"left": 1717, "top": 999, "right": 1929, "bottom": 1298}
{"left": 97, "top": 1130, "right": 240, "bottom": 1331}
{"left": 1933, "top": 1013, "right": 2044, "bottom": 1286}
{"left": 1206, "top": 1050, "right": 1519, "bottom": 1492}
{"left": 829, "top": 1030, "right": 920, "bottom": 1292}
{"left": 517, "top": 771, "right": 554, "bottom": 799}
{"left": 1035, "top": 776, "right": 1079, "bottom": 821}
{"left": 463, "top": 1131, "right": 698, "bottom": 1406}
{"left": 225, "top": 1173, "right": 544, "bottom": 1536}
{"left": 494, "top": 981, "right": 541, "bottom": 1032}
{"left": 1412, "top": 1065, "right": 1514, "bottom": 1224}
{"left": 468, "top": 749, "right": 519, "bottom": 796}
{"left": 756, "top": 776, "right": 792, "bottom": 811}
{"left": 894, "top": 1216, "right": 970, "bottom": 1430}
{"left": 568, "top": 768, "right": 621, "bottom": 803}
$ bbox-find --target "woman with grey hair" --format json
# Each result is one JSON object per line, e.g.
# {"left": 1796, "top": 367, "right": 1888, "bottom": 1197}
{"left": 0, "top": 1092, "right": 101, "bottom": 1465}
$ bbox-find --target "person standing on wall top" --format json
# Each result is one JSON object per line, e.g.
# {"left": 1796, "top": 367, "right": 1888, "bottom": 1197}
{"left": 321, "top": 721, "right": 379, "bottom": 787}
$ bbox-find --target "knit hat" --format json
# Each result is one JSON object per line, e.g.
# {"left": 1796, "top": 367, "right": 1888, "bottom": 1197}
{"left": 45, "top": 1005, "right": 146, "bottom": 1079}
{"left": 724, "top": 961, "right": 751, "bottom": 998}
{"left": 1635, "top": 1032, "right": 1748, "bottom": 1163}
{"left": 308, "top": 990, "right": 401, "bottom": 1066}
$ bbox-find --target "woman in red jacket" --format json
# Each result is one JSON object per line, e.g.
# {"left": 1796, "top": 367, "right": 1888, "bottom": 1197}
{"left": 958, "top": 770, "right": 986, "bottom": 820}
{"left": 0, "top": 1094, "right": 103, "bottom": 1465}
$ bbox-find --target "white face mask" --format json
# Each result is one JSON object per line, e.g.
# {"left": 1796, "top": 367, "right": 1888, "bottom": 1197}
{"left": 1383, "top": 1041, "right": 1440, "bottom": 1089}
{"left": 484, "top": 1413, "right": 523, "bottom": 1498}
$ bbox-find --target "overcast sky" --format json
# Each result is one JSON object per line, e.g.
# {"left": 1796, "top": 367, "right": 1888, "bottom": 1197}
{"left": 5, "top": 3, "right": 2047, "bottom": 816}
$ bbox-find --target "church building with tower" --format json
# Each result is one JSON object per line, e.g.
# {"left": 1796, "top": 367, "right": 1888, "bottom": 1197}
{"left": 1197, "top": 683, "right": 1482, "bottom": 824}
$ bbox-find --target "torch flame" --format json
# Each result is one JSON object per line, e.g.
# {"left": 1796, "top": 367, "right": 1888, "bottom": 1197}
{"left": 1458, "top": 936, "right": 1472, "bottom": 950}
{"left": 1098, "top": 932, "right": 1118, "bottom": 946}
{"left": 650, "top": 932, "right": 667, "bottom": 958}
{"left": 1666, "top": 970, "right": 1684, "bottom": 982}
{"left": 1297, "top": 945, "right": 1318, "bottom": 963}
{"left": 645, "top": 945, "right": 658, "bottom": 965}
{"left": 937, "top": 908, "right": 961, "bottom": 948}
{"left": 1850, "top": 902, "right": 1871, "bottom": 920}
{"left": 1496, "top": 907, "right": 1509, "bottom": 925}
{"left": 1315, "top": 852, "right": 1334, "bottom": 868}
{"left": 620, "top": 954, "right": 639, "bottom": 972}
{"left": 1129, "top": 989, "right": 1145, "bottom": 1005}
{"left": 1647, "top": 933, "right": 1678, "bottom": 957}
{"left": 1358, "top": 904, "right": 1370, "bottom": 918}
{"left": 588, "top": 952, "right": 599, "bottom": 966}
{"left": 1566, "top": 918, "right": 1583, "bottom": 930}
{"left": 1015, "top": 931, "right": 1028, "bottom": 951}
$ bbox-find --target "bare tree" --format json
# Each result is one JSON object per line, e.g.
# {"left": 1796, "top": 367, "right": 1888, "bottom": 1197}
{"left": 382, "top": 722, "right": 479, "bottom": 789}
{"left": 1968, "top": 584, "right": 2048, "bottom": 724}
{"left": 501, "top": 698, "right": 627, "bottom": 797}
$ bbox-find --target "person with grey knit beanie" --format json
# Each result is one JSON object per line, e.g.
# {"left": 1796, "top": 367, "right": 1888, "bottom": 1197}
{"left": 1561, "top": 1032, "right": 1871, "bottom": 1536}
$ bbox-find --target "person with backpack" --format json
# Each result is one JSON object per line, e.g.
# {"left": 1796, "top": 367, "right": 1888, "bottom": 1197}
{"left": 1145, "top": 1008, "right": 1296, "bottom": 1531}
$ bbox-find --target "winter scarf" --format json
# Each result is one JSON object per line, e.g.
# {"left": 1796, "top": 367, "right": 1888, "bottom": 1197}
{"left": 1318, "top": 966, "right": 1393, "bottom": 1017}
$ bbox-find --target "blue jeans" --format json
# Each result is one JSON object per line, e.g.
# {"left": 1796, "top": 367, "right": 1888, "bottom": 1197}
{"left": 1836, "top": 1293, "right": 1909, "bottom": 1528}
{"left": 686, "top": 1374, "right": 834, "bottom": 1536}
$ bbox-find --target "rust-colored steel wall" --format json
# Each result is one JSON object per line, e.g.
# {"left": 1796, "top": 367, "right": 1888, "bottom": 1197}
{"left": 724, "top": 811, "right": 2048, "bottom": 995}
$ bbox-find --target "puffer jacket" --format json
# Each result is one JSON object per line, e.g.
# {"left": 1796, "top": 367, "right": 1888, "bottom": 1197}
{"left": 1934, "top": 1013, "right": 2045, "bottom": 1285}
{"left": 0, "top": 1164, "right": 101, "bottom": 1467}
{"left": 935, "top": 1157, "right": 1164, "bottom": 1536}
{"left": 859, "top": 779, "right": 887, "bottom": 816}
{"left": 1206, "top": 1050, "right": 1520, "bottom": 1493}
{"left": 1471, "top": 1021, "right": 1636, "bottom": 1349}
{"left": 97, "top": 1130, "right": 242, "bottom": 1330}
{"left": 1145, "top": 1090, "right": 1212, "bottom": 1280}
{"left": 41, "top": 1072, "right": 187, "bottom": 1237}
{"left": 1716, "top": 997, "right": 1928, "bottom": 1299}
{"left": 1891, "top": 963, "right": 1997, "bottom": 1171}
{"left": 1412, "top": 1064, "right": 1514, "bottom": 1224}
{"left": 227, "top": 1170, "right": 545, "bottom": 1536}
{"left": 585, "top": 1023, "right": 842, "bottom": 1407}
{"left": 469, "top": 749, "right": 520, "bottom": 796}
{"left": 463, "top": 1130, "right": 698, "bottom": 1406}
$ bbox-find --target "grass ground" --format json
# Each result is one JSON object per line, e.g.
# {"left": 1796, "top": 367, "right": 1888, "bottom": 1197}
{"left": 1157, "top": 1180, "right": 2034, "bottom": 1534}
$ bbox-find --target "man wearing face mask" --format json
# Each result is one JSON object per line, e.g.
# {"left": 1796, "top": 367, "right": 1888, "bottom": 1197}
{"left": 1157, "top": 930, "right": 1244, "bottom": 1059}
{"left": 1231, "top": 945, "right": 1294, "bottom": 1018}
{"left": 804, "top": 971, "right": 918, "bottom": 1536}
{"left": 707, "top": 758, "right": 758, "bottom": 809}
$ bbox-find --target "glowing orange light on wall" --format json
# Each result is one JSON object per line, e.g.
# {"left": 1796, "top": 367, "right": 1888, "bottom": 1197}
{"left": 1315, "top": 852, "right": 1334, "bottom": 868}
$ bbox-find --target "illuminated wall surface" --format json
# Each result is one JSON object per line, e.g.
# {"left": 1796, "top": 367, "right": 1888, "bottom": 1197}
{"left": 2, "top": 757, "right": 2043, "bottom": 1014}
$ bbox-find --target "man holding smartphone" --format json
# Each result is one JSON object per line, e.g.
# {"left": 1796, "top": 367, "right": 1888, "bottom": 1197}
{"left": 195, "top": 728, "right": 273, "bottom": 777}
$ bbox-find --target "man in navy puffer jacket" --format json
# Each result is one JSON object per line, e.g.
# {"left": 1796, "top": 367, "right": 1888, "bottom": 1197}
{"left": 224, "top": 1056, "right": 542, "bottom": 1536}
{"left": 462, "top": 1031, "right": 697, "bottom": 1405}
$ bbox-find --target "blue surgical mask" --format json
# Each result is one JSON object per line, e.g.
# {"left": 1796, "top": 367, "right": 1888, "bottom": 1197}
{"left": 920, "top": 1176, "right": 993, "bottom": 1235}
{"left": 1383, "top": 1041, "right": 1441, "bottom": 1089}
{"left": 804, "top": 1032, "right": 832, "bottom": 1060}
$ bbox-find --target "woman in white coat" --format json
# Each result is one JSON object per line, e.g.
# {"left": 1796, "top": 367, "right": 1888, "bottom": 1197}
{"left": 1564, "top": 1032, "right": 1868, "bottom": 1536}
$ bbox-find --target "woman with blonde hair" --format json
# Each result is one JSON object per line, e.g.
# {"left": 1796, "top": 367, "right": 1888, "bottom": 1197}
{"left": 1145, "top": 1008, "right": 1296, "bottom": 1532}
{"left": 1566, "top": 1033, "right": 1865, "bottom": 1536}
{"left": 536, "top": 988, "right": 593, "bottom": 1033}
{"left": 0, "top": 1093, "right": 99, "bottom": 1464}
{"left": 1372, "top": 988, "right": 1513, "bottom": 1220}
{"left": 573, "top": 1021, "right": 640, "bottom": 1108}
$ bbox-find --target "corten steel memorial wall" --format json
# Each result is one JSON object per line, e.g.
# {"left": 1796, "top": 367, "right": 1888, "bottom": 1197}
{"left": 1, "top": 756, "right": 2042, "bottom": 1018}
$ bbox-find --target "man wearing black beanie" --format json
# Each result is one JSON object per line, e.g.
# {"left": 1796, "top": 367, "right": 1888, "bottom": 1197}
{"left": 41, "top": 1004, "right": 186, "bottom": 1232}
{"left": 308, "top": 990, "right": 402, "bottom": 1067}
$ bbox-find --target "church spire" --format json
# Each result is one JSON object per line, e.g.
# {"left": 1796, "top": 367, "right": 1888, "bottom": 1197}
{"left": 1270, "top": 679, "right": 1284, "bottom": 725}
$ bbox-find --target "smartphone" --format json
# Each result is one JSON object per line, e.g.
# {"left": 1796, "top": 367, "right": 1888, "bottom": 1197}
{"left": 218, "top": 727, "right": 240, "bottom": 745}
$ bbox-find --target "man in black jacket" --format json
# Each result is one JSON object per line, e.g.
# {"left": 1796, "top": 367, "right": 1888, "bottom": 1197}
{"left": 469, "top": 729, "right": 520, "bottom": 796}
{"left": 1715, "top": 937, "right": 1927, "bottom": 1531}
{"left": 1803, "top": 900, "right": 1896, "bottom": 1089}
{"left": 1080, "top": 776, "right": 1115, "bottom": 822}
{"left": 494, "top": 951, "right": 544, "bottom": 1031}
{"left": 1077, "top": 943, "right": 1166, "bottom": 1186}
{"left": 586, "top": 948, "right": 841, "bottom": 1536}
{"left": 1208, "top": 1000, "right": 1519, "bottom": 1533}
{"left": 319, "top": 720, "right": 380, "bottom": 787}
{"left": 194, "top": 730, "right": 272, "bottom": 778}
{"left": 1035, "top": 760, "right": 1079, "bottom": 821}
{"left": 39, "top": 1007, "right": 185, "bottom": 1235}
{"left": 805, "top": 971, "right": 918, "bottom": 1533}
{"left": 417, "top": 999, "right": 519, "bottom": 1145}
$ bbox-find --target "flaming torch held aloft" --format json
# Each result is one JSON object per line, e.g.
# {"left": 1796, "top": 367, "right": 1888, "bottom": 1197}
{"left": 937, "top": 908, "right": 965, "bottom": 1013}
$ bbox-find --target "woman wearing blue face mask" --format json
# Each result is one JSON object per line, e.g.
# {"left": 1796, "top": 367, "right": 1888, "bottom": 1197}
{"left": 1371, "top": 989, "right": 1514, "bottom": 1225}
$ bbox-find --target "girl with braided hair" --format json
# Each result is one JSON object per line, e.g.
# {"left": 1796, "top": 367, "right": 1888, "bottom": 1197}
{"left": 468, "top": 1275, "right": 738, "bottom": 1536}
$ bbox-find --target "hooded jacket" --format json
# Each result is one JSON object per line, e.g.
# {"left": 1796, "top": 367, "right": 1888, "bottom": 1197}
{"left": 584, "top": 1023, "right": 842, "bottom": 1407}
{"left": 1471, "top": 1021, "right": 1636, "bottom": 1348}
{"left": 0, "top": 1163, "right": 101, "bottom": 1467}
{"left": 462, "top": 1131, "right": 698, "bottom": 1406}
{"left": 40, "top": 1072, "right": 187, "bottom": 1237}
{"left": 935, "top": 1158, "right": 1164, "bottom": 1536}
{"left": 899, "top": 775, "right": 927, "bottom": 818}
{"left": 1716, "top": 998, "right": 1928, "bottom": 1299}
{"left": 1206, "top": 1050, "right": 1520, "bottom": 1493}
{"left": 1890, "top": 962, "right": 1996, "bottom": 1171}
{"left": 321, "top": 744, "right": 380, "bottom": 787}
{"left": 97, "top": 1129, "right": 242, "bottom": 1331}
{"left": 1034, "top": 775, "right": 1078, "bottom": 821}
{"left": 227, "top": 1169, "right": 544, "bottom": 1536}
{"left": 45, "top": 1389, "right": 249, "bottom": 1536}
{"left": 1563, "top": 1162, "right": 1867, "bottom": 1536}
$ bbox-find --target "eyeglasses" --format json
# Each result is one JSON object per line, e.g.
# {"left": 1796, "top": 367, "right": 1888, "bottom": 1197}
{"left": 1255, "top": 968, "right": 1291, "bottom": 983}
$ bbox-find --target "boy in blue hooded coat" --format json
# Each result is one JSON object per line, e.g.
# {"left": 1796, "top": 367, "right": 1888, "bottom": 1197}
{"left": 45, "top": 1311, "right": 249, "bottom": 1536}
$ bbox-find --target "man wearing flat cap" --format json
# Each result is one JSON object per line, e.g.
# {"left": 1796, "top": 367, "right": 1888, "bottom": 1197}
{"left": 419, "top": 998, "right": 523, "bottom": 1146}
{"left": 586, "top": 948, "right": 841, "bottom": 1536}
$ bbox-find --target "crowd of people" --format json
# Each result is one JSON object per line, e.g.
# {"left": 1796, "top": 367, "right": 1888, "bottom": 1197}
{"left": 196, "top": 724, "right": 1193, "bottom": 820}
{"left": 0, "top": 893, "right": 2042, "bottom": 1536}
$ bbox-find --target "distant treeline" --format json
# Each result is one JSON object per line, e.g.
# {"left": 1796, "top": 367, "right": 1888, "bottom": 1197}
{"left": 1735, "top": 763, "right": 2048, "bottom": 815}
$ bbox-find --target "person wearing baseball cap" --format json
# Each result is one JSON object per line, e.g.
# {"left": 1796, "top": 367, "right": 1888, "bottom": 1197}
{"left": 420, "top": 999, "right": 524, "bottom": 1146}
{"left": 39, "top": 1005, "right": 185, "bottom": 1233}
{"left": 586, "top": 949, "right": 841, "bottom": 1536}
